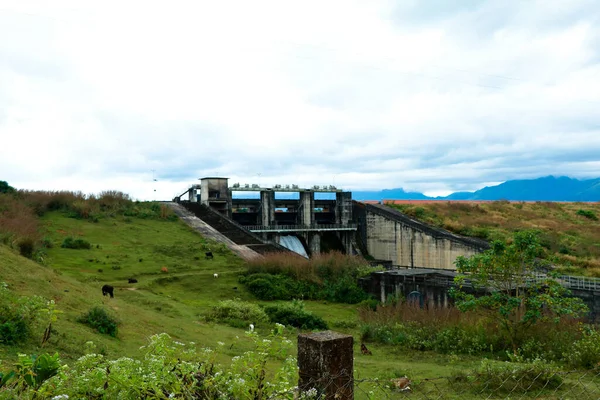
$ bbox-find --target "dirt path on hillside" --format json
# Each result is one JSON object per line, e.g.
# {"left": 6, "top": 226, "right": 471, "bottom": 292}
{"left": 165, "top": 202, "right": 262, "bottom": 261}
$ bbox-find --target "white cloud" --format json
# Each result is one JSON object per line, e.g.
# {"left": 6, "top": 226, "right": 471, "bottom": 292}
{"left": 1, "top": 0, "right": 599, "bottom": 199}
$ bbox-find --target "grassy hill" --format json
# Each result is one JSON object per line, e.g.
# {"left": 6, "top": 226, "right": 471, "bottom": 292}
{"left": 1, "top": 191, "right": 510, "bottom": 398}
{"left": 3, "top": 191, "right": 600, "bottom": 397}
{"left": 0, "top": 210, "right": 258, "bottom": 362}
{"left": 385, "top": 200, "right": 600, "bottom": 275}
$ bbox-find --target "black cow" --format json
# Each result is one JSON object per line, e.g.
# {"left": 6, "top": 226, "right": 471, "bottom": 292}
{"left": 102, "top": 284, "right": 114, "bottom": 298}
{"left": 205, "top": 251, "right": 214, "bottom": 260}
{"left": 128, "top": 278, "right": 138, "bottom": 284}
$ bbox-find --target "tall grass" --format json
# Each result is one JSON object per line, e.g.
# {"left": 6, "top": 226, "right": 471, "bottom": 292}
{"left": 246, "top": 251, "right": 368, "bottom": 283}
{"left": 359, "top": 300, "right": 585, "bottom": 361}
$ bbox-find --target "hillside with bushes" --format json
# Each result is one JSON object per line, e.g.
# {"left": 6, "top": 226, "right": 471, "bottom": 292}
{"left": 3, "top": 183, "right": 600, "bottom": 398}
{"left": 386, "top": 200, "right": 600, "bottom": 275}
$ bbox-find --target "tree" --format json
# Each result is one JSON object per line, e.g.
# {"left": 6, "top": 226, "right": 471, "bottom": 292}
{"left": 450, "top": 230, "right": 588, "bottom": 353}
{"left": 0, "top": 181, "right": 15, "bottom": 194}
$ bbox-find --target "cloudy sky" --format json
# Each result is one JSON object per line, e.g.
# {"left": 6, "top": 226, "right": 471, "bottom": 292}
{"left": 1, "top": 0, "right": 599, "bottom": 200}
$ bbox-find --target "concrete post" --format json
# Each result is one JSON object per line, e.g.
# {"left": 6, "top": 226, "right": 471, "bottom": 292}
{"left": 299, "top": 191, "right": 315, "bottom": 227}
{"left": 309, "top": 233, "right": 321, "bottom": 256}
{"left": 260, "top": 190, "right": 275, "bottom": 227}
{"left": 298, "top": 331, "right": 354, "bottom": 400}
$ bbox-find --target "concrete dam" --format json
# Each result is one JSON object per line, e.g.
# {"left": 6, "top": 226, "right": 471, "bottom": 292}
{"left": 354, "top": 202, "right": 489, "bottom": 269}
{"left": 175, "top": 177, "right": 488, "bottom": 268}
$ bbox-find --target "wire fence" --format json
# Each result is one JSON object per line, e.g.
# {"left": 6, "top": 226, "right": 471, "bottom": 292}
{"left": 283, "top": 368, "right": 600, "bottom": 399}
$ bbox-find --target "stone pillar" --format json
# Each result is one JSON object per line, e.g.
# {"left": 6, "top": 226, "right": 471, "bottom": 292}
{"left": 338, "top": 231, "right": 353, "bottom": 255}
{"left": 299, "top": 191, "right": 315, "bottom": 227}
{"left": 298, "top": 331, "right": 354, "bottom": 400}
{"left": 309, "top": 233, "right": 321, "bottom": 256}
{"left": 335, "top": 192, "right": 353, "bottom": 225}
{"left": 260, "top": 190, "right": 275, "bottom": 227}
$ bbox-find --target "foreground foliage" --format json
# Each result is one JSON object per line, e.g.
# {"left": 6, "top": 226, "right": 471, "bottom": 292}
{"left": 0, "top": 327, "right": 299, "bottom": 400}
{"left": 0, "top": 283, "right": 47, "bottom": 345}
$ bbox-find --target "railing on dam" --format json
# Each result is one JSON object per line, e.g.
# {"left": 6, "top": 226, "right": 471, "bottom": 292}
{"left": 388, "top": 265, "right": 600, "bottom": 293}
{"left": 246, "top": 223, "right": 358, "bottom": 233}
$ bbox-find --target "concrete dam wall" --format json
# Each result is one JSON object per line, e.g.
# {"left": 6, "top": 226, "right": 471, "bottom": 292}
{"left": 354, "top": 202, "right": 489, "bottom": 270}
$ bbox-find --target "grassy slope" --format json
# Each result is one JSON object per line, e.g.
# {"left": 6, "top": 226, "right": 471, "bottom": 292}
{"left": 1, "top": 211, "right": 491, "bottom": 398}
{"left": 386, "top": 201, "right": 600, "bottom": 275}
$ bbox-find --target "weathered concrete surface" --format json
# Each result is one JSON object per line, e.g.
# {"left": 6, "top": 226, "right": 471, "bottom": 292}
{"left": 355, "top": 202, "right": 489, "bottom": 270}
{"left": 298, "top": 331, "right": 354, "bottom": 400}
{"left": 166, "top": 202, "right": 261, "bottom": 261}
{"left": 260, "top": 190, "right": 275, "bottom": 226}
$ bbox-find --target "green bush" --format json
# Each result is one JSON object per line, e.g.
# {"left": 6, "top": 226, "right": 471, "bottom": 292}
{"left": 239, "top": 273, "right": 319, "bottom": 301}
{"left": 61, "top": 237, "right": 92, "bottom": 250}
{"left": 565, "top": 327, "right": 600, "bottom": 369}
{"left": 360, "top": 322, "right": 493, "bottom": 355}
{"left": 16, "top": 237, "right": 35, "bottom": 258}
{"left": 0, "top": 284, "right": 46, "bottom": 344}
{"left": 77, "top": 306, "right": 119, "bottom": 337}
{"left": 241, "top": 272, "right": 370, "bottom": 304}
{"left": 0, "top": 319, "right": 28, "bottom": 345}
{"left": 321, "top": 275, "right": 369, "bottom": 304}
{"left": 204, "top": 299, "right": 269, "bottom": 329}
{"left": 263, "top": 300, "right": 328, "bottom": 330}
{"left": 576, "top": 209, "right": 598, "bottom": 220}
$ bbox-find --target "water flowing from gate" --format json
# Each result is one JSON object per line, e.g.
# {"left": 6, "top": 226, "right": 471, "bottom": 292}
{"left": 278, "top": 235, "right": 309, "bottom": 258}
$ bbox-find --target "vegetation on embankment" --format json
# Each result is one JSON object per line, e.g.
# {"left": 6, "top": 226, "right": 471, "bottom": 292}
{"left": 386, "top": 200, "right": 600, "bottom": 275}
{"left": 241, "top": 252, "right": 381, "bottom": 304}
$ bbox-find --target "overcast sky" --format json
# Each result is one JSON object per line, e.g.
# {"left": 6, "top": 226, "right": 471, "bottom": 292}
{"left": 1, "top": 0, "right": 599, "bottom": 200}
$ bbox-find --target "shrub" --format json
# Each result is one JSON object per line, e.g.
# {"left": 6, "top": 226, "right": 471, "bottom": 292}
{"left": 576, "top": 209, "right": 598, "bottom": 220}
{"left": 263, "top": 300, "right": 328, "bottom": 330}
{"left": 204, "top": 299, "right": 269, "bottom": 329}
{"left": 242, "top": 253, "right": 372, "bottom": 304}
{"left": 16, "top": 237, "right": 35, "bottom": 258}
{"left": 61, "top": 237, "right": 92, "bottom": 250}
{"left": 239, "top": 273, "right": 319, "bottom": 301}
{"left": 77, "top": 306, "right": 119, "bottom": 337}
{"left": 0, "top": 284, "right": 46, "bottom": 344}
{"left": 565, "top": 326, "right": 600, "bottom": 369}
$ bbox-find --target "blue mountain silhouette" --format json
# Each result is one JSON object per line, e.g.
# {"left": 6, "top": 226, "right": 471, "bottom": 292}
{"left": 352, "top": 176, "right": 600, "bottom": 201}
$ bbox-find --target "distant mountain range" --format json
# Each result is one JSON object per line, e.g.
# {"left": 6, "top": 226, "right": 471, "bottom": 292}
{"left": 352, "top": 176, "right": 600, "bottom": 202}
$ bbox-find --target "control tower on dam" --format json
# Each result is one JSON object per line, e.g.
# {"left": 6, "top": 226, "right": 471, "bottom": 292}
{"left": 177, "top": 177, "right": 357, "bottom": 256}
